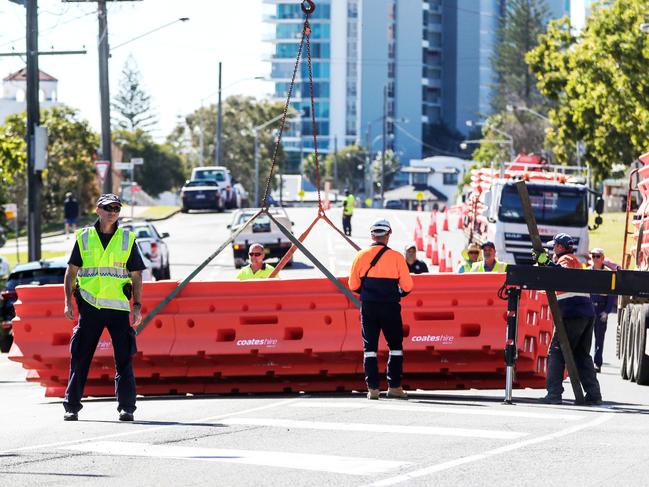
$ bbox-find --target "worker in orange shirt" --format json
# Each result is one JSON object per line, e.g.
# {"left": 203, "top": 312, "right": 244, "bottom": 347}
{"left": 348, "top": 219, "right": 414, "bottom": 400}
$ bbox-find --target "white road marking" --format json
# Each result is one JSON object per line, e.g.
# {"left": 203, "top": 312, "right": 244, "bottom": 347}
{"left": 60, "top": 440, "right": 408, "bottom": 476}
{"left": 367, "top": 414, "right": 612, "bottom": 486}
{"left": 221, "top": 417, "right": 526, "bottom": 440}
{"left": 0, "top": 398, "right": 301, "bottom": 455}
{"left": 289, "top": 402, "right": 583, "bottom": 421}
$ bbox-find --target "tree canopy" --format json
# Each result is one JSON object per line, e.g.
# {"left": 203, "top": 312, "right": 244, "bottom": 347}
{"left": 111, "top": 56, "right": 157, "bottom": 131}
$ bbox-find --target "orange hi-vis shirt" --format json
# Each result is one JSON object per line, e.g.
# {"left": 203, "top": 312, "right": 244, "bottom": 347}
{"left": 348, "top": 244, "right": 414, "bottom": 302}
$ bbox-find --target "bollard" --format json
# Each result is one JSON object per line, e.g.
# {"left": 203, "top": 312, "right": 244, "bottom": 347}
{"left": 504, "top": 286, "right": 520, "bottom": 404}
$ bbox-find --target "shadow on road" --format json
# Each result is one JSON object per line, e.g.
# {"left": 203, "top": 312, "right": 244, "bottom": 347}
{"left": 79, "top": 419, "right": 229, "bottom": 427}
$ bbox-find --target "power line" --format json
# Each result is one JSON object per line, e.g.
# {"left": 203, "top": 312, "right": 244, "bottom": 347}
{"left": 393, "top": 121, "right": 463, "bottom": 158}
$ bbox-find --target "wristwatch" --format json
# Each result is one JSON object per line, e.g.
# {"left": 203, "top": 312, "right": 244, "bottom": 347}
{"left": 133, "top": 302, "right": 141, "bottom": 308}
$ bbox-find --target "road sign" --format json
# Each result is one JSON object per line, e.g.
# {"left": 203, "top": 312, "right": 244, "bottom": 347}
{"left": 95, "top": 161, "right": 110, "bottom": 182}
{"left": 298, "top": 189, "right": 305, "bottom": 199}
{"left": 3, "top": 203, "right": 17, "bottom": 219}
{"left": 131, "top": 157, "right": 144, "bottom": 165}
{"left": 114, "top": 162, "right": 134, "bottom": 170}
{"left": 132, "top": 185, "right": 141, "bottom": 193}
{"left": 416, "top": 192, "right": 424, "bottom": 201}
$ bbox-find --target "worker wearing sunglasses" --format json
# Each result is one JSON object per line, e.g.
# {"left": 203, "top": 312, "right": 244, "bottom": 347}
{"left": 236, "top": 243, "right": 278, "bottom": 280}
{"left": 589, "top": 248, "right": 619, "bottom": 373}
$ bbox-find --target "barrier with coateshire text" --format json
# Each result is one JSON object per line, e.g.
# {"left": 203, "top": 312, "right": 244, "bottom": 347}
{"left": 8, "top": 273, "right": 553, "bottom": 397}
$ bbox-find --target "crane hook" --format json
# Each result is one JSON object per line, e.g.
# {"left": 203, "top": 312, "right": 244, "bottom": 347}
{"left": 301, "top": 0, "right": 316, "bottom": 15}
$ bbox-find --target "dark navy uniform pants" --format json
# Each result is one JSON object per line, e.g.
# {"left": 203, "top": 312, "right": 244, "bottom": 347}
{"left": 342, "top": 214, "right": 352, "bottom": 236}
{"left": 593, "top": 315, "right": 607, "bottom": 368}
{"left": 360, "top": 301, "right": 403, "bottom": 389}
{"left": 63, "top": 297, "right": 137, "bottom": 414}
{"left": 546, "top": 315, "right": 601, "bottom": 401}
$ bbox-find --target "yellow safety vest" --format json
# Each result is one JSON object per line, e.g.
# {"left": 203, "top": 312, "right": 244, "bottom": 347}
{"left": 470, "top": 260, "right": 508, "bottom": 273}
{"left": 458, "top": 260, "right": 475, "bottom": 274}
{"left": 237, "top": 264, "right": 277, "bottom": 280}
{"left": 343, "top": 194, "right": 355, "bottom": 216}
{"left": 76, "top": 226, "right": 135, "bottom": 311}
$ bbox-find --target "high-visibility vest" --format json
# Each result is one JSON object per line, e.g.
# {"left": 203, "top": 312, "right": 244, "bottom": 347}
{"left": 76, "top": 226, "right": 135, "bottom": 311}
{"left": 343, "top": 194, "right": 355, "bottom": 216}
{"left": 470, "top": 260, "right": 508, "bottom": 273}
{"left": 458, "top": 260, "right": 475, "bottom": 274}
{"left": 237, "top": 264, "right": 277, "bottom": 280}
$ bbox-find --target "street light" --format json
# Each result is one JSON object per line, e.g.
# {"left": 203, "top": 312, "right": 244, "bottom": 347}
{"left": 111, "top": 17, "right": 190, "bottom": 50}
{"left": 460, "top": 138, "right": 514, "bottom": 162}
{"left": 505, "top": 104, "right": 550, "bottom": 123}
{"left": 466, "top": 120, "right": 515, "bottom": 160}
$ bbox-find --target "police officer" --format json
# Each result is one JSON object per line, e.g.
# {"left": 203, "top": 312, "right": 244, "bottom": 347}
{"left": 534, "top": 233, "right": 602, "bottom": 405}
{"left": 404, "top": 243, "right": 429, "bottom": 274}
{"left": 236, "top": 243, "right": 277, "bottom": 280}
{"left": 342, "top": 189, "right": 355, "bottom": 236}
{"left": 470, "top": 241, "right": 508, "bottom": 272}
{"left": 348, "top": 219, "right": 414, "bottom": 400}
{"left": 63, "top": 194, "right": 146, "bottom": 421}
{"left": 458, "top": 242, "right": 481, "bottom": 273}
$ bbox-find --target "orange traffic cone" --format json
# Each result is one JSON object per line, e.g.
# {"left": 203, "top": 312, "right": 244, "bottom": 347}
{"left": 438, "top": 243, "right": 447, "bottom": 272}
{"left": 415, "top": 225, "right": 424, "bottom": 251}
{"left": 442, "top": 208, "right": 449, "bottom": 231}
{"left": 425, "top": 236, "right": 433, "bottom": 259}
{"left": 428, "top": 211, "right": 437, "bottom": 237}
{"left": 457, "top": 211, "right": 464, "bottom": 230}
{"left": 446, "top": 248, "right": 453, "bottom": 272}
{"left": 431, "top": 235, "right": 439, "bottom": 266}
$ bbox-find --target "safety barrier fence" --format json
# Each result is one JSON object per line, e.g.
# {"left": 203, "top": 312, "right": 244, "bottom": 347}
{"left": 9, "top": 273, "right": 553, "bottom": 397}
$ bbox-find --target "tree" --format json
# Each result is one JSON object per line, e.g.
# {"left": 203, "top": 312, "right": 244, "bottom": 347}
{"left": 527, "top": 1, "right": 649, "bottom": 177}
{"left": 1, "top": 105, "right": 100, "bottom": 227}
{"left": 111, "top": 56, "right": 157, "bottom": 131}
{"left": 302, "top": 152, "right": 326, "bottom": 187}
{"left": 371, "top": 150, "right": 400, "bottom": 193}
{"left": 167, "top": 96, "right": 288, "bottom": 197}
{"left": 323, "top": 144, "right": 367, "bottom": 194}
{"left": 113, "top": 129, "right": 185, "bottom": 197}
{"left": 492, "top": 0, "right": 550, "bottom": 112}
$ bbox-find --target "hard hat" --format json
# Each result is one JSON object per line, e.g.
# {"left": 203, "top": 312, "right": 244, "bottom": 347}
{"left": 467, "top": 243, "right": 481, "bottom": 252}
{"left": 404, "top": 242, "right": 417, "bottom": 252}
{"left": 370, "top": 219, "right": 391, "bottom": 236}
{"left": 548, "top": 233, "right": 573, "bottom": 248}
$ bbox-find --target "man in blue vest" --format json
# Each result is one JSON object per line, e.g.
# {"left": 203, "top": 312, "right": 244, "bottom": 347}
{"left": 62, "top": 194, "right": 146, "bottom": 422}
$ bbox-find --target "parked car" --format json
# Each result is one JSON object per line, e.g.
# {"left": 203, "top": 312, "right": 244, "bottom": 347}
{"left": 135, "top": 240, "right": 155, "bottom": 282}
{"left": 180, "top": 180, "right": 224, "bottom": 213}
{"left": 0, "top": 258, "right": 68, "bottom": 353}
{"left": 384, "top": 199, "right": 404, "bottom": 210}
{"left": 121, "top": 221, "right": 171, "bottom": 280}
{"left": 228, "top": 208, "right": 294, "bottom": 269}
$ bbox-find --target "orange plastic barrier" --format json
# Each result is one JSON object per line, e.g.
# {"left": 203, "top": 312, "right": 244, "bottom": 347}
{"left": 10, "top": 274, "right": 552, "bottom": 397}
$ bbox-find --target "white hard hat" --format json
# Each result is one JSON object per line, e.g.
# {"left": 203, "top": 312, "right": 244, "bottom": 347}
{"left": 370, "top": 219, "right": 391, "bottom": 236}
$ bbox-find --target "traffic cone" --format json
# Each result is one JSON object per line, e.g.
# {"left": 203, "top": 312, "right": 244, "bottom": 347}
{"left": 457, "top": 211, "right": 464, "bottom": 230}
{"left": 428, "top": 211, "right": 437, "bottom": 237}
{"left": 431, "top": 235, "right": 439, "bottom": 266}
{"left": 438, "top": 243, "right": 447, "bottom": 272}
{"left": 446, "top": 248, "right": 453, "bottom": 272}
{"left": 442, "top": 208, "right": 449, "bottom": 231}
{"left": 425, "top": 236, "right": 432, "bottom": 259}
{"left": 414, "top": 217, "right": 420, "bottom": 242}
{"left": 415, "top": 225, "right": 424, "bottom": 251}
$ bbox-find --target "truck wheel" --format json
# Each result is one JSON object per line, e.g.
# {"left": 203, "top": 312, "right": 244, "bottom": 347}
{"left": 0, "top": 334, "right": 12, "bottom": 353}
{"left": 636, "top": 305, "right": 649, "bottom": 385}
{"left": 626, "top": 305, "right": 637, "bottom": 381}
{"left": 180, "top": 207, "right": 188, "bottom": 214}
{"left": 620, "top": 307, "right": 630, "bottom": 380}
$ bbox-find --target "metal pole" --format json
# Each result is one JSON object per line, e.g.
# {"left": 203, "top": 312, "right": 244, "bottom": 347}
{"left": 504, "top": 286, "right": 520, "bottom": 404}
{"left": 199, "top": 106, "right": 204, "bottom": 167}
{"left": 333, "top": 137, "right": 338, "bottom": 191}
{"left": 130, "top": 165, "right": 135, "bottom": 220}
{"left": 254, "top": 130, "right": 260, "bottom": 207}
{"left": 26, "top": 0, "right": 41, "bottom": 261}
{"left": 98, "top": 0, "right": 112, "bottom": 193}
{"left": 15, "top": 206, "right": 20, "bottom": 264}
{"left": 381, "top": 85, "right": 387, "bottom": 207}
{"left": 216, "top": 61, "right": 223, "bottom": 165}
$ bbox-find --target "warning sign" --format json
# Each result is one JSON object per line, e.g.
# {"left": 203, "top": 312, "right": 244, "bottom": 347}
{"left": 95, "top": 161, "right": 110, "bottom": 182}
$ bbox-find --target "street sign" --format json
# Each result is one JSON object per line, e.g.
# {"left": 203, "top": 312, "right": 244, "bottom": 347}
{"left": 114, "top": 162, "right": 134, "bottom": 170}
{"left": 131, "top": 157, "right": 144, "bottom": 165}
{"left": 95, "top": 160, "right": 110, "bottom": 182}
{"left": 298, "top": 189, "right": 305, "bottom": 199}
{"left": 416, "top": 191, "right": 424, "bottom": 201}
{"left": 3, "top": 203, "right": 17, "bottom": 219}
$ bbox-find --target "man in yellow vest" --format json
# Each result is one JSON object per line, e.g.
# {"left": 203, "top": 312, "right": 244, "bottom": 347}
{"left": 63, "top": 194, "right": 145, "bottom": 422}
{"left": 470, "top": 241, "right": 508, "bottom": 272}
{"left": 342, "top": 189, "right": 355, "bottom": 236}
{"left": 237, "top": 243, "right": 277, "bottom": 280}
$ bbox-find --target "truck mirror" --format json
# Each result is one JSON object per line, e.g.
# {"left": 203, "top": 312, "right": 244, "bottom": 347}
{"left": 595, "top": 197, "right": 604, "bottom": 214}
{"left": 161, "top": 232, "right": 170, "bottom": 239}
{"left": 482, "top": 191, "right": 492, "bottom": 208}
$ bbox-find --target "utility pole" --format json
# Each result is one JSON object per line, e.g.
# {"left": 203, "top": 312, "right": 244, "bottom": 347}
{"left": 216, "top": 61, "right": 223, "bottom": 165}
{"left": 26, "top": 0, "right": 41, "bottom": 261}
{"left": 333, "top": 137, "right": 338, "bottom": 191}
{"left": 365, "top": 125, "right": 371, "bottom": 207}
{"left": 97, "top": 0, "right": 112, "bottom": 193}
{"left": 381, "top": 85, "right": 388, "bottom": 207}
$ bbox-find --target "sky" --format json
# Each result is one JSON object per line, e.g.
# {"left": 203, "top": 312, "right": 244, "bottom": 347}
{"left": 0, "top": 0, "right": 273, "bottom": 139}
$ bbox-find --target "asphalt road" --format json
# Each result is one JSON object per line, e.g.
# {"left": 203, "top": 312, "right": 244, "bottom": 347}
{"left": 3, "top": 208, "right": 649, "bottom": 486}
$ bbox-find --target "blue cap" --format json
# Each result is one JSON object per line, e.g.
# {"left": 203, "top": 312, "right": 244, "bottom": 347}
{"left": 481, "top": 241, "right": 495, "bottom": 249}
{"left": 548, "top": 233, "right": 573, "bottom": 248}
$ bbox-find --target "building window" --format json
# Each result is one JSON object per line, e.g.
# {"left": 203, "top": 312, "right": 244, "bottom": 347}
{"left": 443, "top": 170, "right": 458, "bottom": 185}
{"left": 413, "top": 172, "right": 428, "bottom": 185}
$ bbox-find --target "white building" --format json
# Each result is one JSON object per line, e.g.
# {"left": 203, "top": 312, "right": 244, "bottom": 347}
{"left": 0, "top": 67, "right": 58, "bottom": 123}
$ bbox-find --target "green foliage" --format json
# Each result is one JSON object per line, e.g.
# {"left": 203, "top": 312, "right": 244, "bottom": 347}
{"left": 323, "top": 144, "right": 367, "bottom": 193}
{"left": 492, "top": 0, "right": 550, "bottom": 111}
{"left": 111, "top": 56, "right": 157, "bottom": 131}
{"left": 527, "top": 0, "right": 649, "bottom": 178}
{"left": 302, "top": 152, "right": 322, "bottom": 187}
{"left": 1, "top": 105, "right": 99, "bottom": 226}
{"left": 371, "top": 150, "right": 400, "bottom": 193}
{"left": 113, "top": 129, "right": 185, "bottom": 197}
{"left": 168, "top": 96, "right": 287, "bottom": 195}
